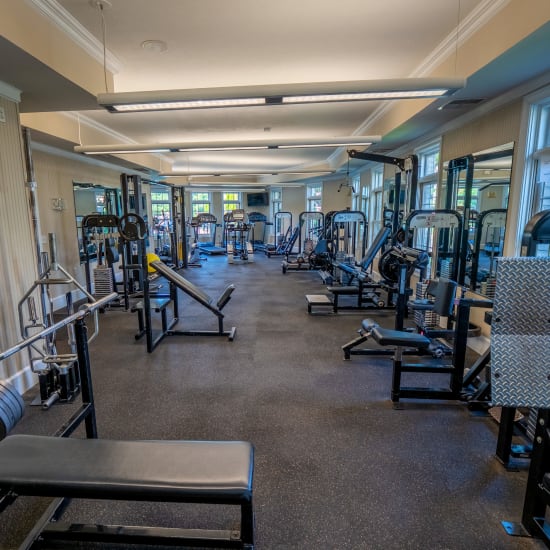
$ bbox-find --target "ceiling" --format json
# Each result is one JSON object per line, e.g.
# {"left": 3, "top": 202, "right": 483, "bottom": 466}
{"left": 5, "top": 1, "right": 550, "bottom": 185}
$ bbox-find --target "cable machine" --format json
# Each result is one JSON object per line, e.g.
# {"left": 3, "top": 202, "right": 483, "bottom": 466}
{"left": 348, "top": 149, "right": 419, "bottom": 240}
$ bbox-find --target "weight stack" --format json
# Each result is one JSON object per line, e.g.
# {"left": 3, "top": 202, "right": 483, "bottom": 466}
{"left": 93, "top": 265, "right": 114, "bottom": 299}
{"left": 480, "top": 277, "right": 496, "bottom": 298}
{"left": 0, "top": 381, "right": 25, "bottom": 440}
{"left": 440, "top": 259, "right": 454, "bottom": 279}
{"left": 414, "top": 281, "right": 439, "bottom": 329}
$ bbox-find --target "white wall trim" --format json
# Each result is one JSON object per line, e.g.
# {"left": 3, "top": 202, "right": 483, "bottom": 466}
{"left": 338, "top": 0, "right": 513, "bottom": 166}
{"left": 25, "top": 0, "right": 122, "bottom": 74}
{"left": 0, "top": 81, "right": 22, "bottom": 103}
{"left": 31, "top": 140, "right": 151, "bottom": 177}
{"left": 5, "top": 366, "right": 38, "bottom": 395}
{"left": 411, "top": 0, "right": 512, "bottom": 77}
{"left": 66, "top": 111, "right": 140, "bottom": 145}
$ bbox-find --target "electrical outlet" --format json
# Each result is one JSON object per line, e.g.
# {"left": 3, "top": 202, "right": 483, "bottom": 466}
{"left": 0, "top": 107, "right": 5, "bottom": 123}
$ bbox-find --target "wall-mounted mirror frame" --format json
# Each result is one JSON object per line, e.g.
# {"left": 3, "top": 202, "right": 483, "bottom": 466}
{"left": 73, "top": 182, "right": 121, "bottom": 262}
{"left": 444, "top": 143, "right": 513, "bottom": 296}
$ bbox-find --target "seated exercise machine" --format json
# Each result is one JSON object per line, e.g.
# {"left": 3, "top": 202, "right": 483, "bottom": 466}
{"left": 281, "top": 211, "right": 325, "bottom": 273}
{"left": 0, "top": 292, "right": 255, "bottom": 549}
{"left": 264, "top": 211, "right": 292, "bottom": 257}
{"left": 328, "top": 225, "right": 393, "bottom": 311}
{"left": 343, "top": 273, "right": 492, "bottom": 407}
{"left": 136, "top": 260, "right": 236, "bottom": 353}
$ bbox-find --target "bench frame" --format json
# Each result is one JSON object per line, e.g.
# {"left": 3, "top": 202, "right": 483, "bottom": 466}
{"left": 135, "top": 261, "right": 237, "bottom": 352}
{"left": 0, "top": 304, "right": 254, "bottom": 549}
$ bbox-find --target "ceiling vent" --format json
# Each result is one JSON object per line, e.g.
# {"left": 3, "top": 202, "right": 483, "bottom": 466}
{"left": 438, "top": 98, "right": 485, "bottom": 110}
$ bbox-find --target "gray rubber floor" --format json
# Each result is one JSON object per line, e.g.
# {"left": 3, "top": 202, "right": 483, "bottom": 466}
{"left": 0, "top": 252, "right": 544, "bottom": 549}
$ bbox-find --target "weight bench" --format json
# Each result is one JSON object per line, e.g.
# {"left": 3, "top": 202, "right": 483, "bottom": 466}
{"left": 0, "top": 434, "right": 254, "bottom": 549}
{"left": 151, "top": 260, "right": 236, "bottom": 340}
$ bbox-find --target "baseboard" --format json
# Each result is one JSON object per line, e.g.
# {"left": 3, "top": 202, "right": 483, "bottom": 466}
{"left": 52, "top": 288, "right": 88, "bottom": 313}
{"left": 5, "top": 365, "right": 38, "bottom": 395}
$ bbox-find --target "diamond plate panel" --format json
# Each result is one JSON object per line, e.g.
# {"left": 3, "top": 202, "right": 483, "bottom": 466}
{"left": 491, "top": 257, "right": 550, "bottom": 408}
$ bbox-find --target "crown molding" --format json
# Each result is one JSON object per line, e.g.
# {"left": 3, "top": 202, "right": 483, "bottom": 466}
{"left": 412, "top": 0, "right": 512, "bottom": 77}
{"left": 63, "top": 111, "right": 136, "bottom": 144}
{"left": 26, "top": 0, "right": 122, "bottom": 74}
{"left": 341, "top": 0, "right": 512, "bottom": 165}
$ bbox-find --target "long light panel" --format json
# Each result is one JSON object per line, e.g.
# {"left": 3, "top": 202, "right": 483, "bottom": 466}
{"left": 74, "top": 136, "right": 380, "bottom": 155}
{"left": 97, "top": 77, "right": 465, "bottom": 113}
{"left": 160, "top": 169, "right": 334, "bottom": 177}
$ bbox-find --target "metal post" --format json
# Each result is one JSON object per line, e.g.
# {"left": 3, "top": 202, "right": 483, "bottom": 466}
{"left": 74, "top": 317, "right": 97, "bottom": 439}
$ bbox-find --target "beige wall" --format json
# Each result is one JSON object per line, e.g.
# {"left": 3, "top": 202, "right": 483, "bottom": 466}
{"left": 31, "top": 148, "right": 123, "bottom": 289}
{"left": 0, "top": 96, "right": 40, "bottom": 387}
{"left": 322, "top": 178, "right": 352, "bottom": 213}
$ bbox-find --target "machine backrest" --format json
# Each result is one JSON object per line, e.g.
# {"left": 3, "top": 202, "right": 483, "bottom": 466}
{"left": 359, "top": 226, "right": 391, "bottom": 271}
{"left": 431, "top": 278, "right": 457, "bottom": 317}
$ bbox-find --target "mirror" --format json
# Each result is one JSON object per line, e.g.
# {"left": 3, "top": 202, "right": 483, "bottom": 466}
{"left": 443, "top": 143, "right": 513, "bottom": 297}
{"left": 73, "top": 183, "right": 121, "bottom": 262}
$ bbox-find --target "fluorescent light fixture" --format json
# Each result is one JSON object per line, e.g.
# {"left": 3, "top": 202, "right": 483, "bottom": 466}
{"left": 282, "top": 90, "right": 449, "bottom": 103}
{"left": 97, "top": 77, "right": 465, "bottom": 113}
{"left": 113, "top": 98, "right": 266, "bottom": 112}
{"left": 160, "top": 169, "right": 334, "bottom": 177}
{"left": 74, "top": 136, "right": 380, "bottom": 155}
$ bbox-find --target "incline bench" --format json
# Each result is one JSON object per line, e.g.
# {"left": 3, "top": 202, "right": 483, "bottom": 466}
{"left": 150, "top": 260, "right": 236, "bottom": 341}
{"left": 0, "top": 435, "right": 255, "bottom": 549}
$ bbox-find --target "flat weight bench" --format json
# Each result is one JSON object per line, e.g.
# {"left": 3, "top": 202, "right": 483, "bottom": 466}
{"left": 0, "top": 435, "right": 254, "bottom": 549}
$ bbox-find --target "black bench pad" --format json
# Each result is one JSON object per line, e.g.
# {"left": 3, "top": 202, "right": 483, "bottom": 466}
{"left": 327, "top": 286, "right": 359, "bottom": 295}
{"left": 0, "top": 435, "right": 253, "bottom": 502}
{"left": 371, "top": 326, "right": 430, "bottom": 348}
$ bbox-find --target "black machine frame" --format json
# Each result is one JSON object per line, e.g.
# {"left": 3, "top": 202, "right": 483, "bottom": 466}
{"left": 0, "top": 293, "right": 254, "bottom": 549}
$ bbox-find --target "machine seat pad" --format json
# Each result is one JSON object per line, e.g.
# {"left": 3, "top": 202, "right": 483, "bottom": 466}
{"left": 361, "top": 319, "right": 379, "bottom": 332}
{"left": 408, "top": 299, "right": 435, "bottom": 311}
{"left": 0, "top": 435, "right": 253, "bottom": 502}
{"left": 327, "top": 286, "right": 359, "bottom": 295}
{"left": 371, "top": 326, "right": 430, "bottom": 348}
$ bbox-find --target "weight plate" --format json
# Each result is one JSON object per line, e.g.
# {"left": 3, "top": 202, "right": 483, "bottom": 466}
{"left": 0, "top": 415, "right": 7, "bottom": 440}
{"left": 0, "top": 399, "right": 16, "bottom": 435}
{"left": 0, "top": 382, "right": 24, "bottom": 417}
{"left": 0, "top": 387, "right": 19, "bottom": 423}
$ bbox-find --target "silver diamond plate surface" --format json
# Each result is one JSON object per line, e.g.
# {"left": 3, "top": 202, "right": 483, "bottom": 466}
{"left": 490, "top": 257, "right": 550, "bottom": 408}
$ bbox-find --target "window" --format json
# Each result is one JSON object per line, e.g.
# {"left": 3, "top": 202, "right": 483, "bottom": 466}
{"left": 271, "top": 189, "right": 282, "bottom": 217}
{"left": 420, "top": 184, "right": 438, "bottom": 210}
{"left": 419, "top": 147, "right": 440, "bottom": 179}
{"left": 223, "top": 192, "right": 241, "bottom": 214}
{"left": 351, "top": 175, "right": 361, "bottom": 211}
{"left": 361, "top": 185, "right": 369, "bottom": 219}
{"left": 151, "top": 187, "right": 171, "bottom": 228}
{"left": 369, "top": 169, "right": 384, "bottom": 245}
{"left": 191, "top": 192, "right": 211, "bottom": 235}
{"left": 534, "top": 103, "right": 550, "bottom": 213}
{"left": 306, "top": 184, "right": 322, "bottom": 212}
{"left": 415, "top": 143, "right": 441, "bottom": 262}
{"left": 417, "top": 142, "right": 440, "bottom": 210}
